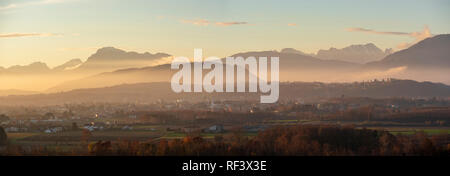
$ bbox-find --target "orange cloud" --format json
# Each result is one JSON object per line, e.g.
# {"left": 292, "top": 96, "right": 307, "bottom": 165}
{"left": 0, "top": 33, "right": 62, "bottom": 38}
{"left": 346, "top": 26, "right": 433, "bottom": 50}
{"left": 181, "top": 19, "right": 210, "bottom": 26}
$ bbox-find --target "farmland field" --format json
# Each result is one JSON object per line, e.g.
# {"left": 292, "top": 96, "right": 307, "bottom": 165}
{"left": 366, "top": 127, "right": 450, "bottom": 135}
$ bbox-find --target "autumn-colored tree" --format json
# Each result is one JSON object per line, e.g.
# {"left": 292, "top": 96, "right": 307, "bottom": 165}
{"left": 0, "top": 114, "right": 9, "bottom": 122}
{"left": 72, "top": 122, "right": 79, "bottom": 131}
{"left": 88, "top": 141, "right": 112, "bottom": 155}
{"left": 156, "top": 139, "right": 168, "bottom": 156}
{"left": 2, "top": 124, "right": 448, "bottom": 156}
{"left": 81, "top": 129, "right": 92, "bottom": 142}
{"left": 379, "top": 132, "right": 396, "bottom": 155}
{"left": 43, "top": 112, "right": 55, "bottom": 120}
{"left": 0, "top": 126, "right": 7, "bottom": 146}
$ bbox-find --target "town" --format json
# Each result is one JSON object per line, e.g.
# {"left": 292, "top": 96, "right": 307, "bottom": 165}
{"left": 1, "top": 95, "right": 449, "bottom": 155}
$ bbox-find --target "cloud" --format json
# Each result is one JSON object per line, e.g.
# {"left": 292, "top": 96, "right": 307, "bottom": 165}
{"left": 0, "top": 33, "right": 62, "bottom": 38}
{"left": 181, "top": 19, "right": 248, "bottom": 27}
{"left": 287, "top": 23, "right": 297, "bottom": 26}
{"left": 215, "top": 22, "right": 248, "bottom": 26}
{"left": 346, "top": 26, "right": 433, "bottom": 49}
{"left": 181, "top": 19, "right": 210, "bottom": 26}
{"left": 346, "top": 27, "right": 409, "bottom": 35}
{"left": 0, "top": 4, "right": 18, "bottom": 10}
{"left": 396, "top": 26, "right": 433, "bottom": 49}
{"left": 0, "top": 0, "right": 76, "bottom": 11}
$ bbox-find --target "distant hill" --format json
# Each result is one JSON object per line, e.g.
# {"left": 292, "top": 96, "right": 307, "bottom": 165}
{"left": 0, "top": 62, "right": 51, "bottom": 75}
{"left": 4, "top": 79, "right": 450, "bottom": 106}
{"left": 317, "top": 43, "right": 391, "bottom": 64}
{"left": 0, "top": 89, "right": 38, "bottom": 96}
{"left": 279, "top": 79, "right": 450, "bottom": 100}
{"left": 280, "top": 48, "right": 313, "bottom": 56}
{"left": 366, "top": 34, "right": 450, "bottom": 69}
{"left": 361, "top": 34, "right": 450, "bottom": 84}
{"left": 46, "top": 64, "right": 174, "bottom": 92}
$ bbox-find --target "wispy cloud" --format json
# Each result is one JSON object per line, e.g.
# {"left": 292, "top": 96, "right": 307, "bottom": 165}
{"left": 181, "top": 19, "right": 249, "bottom": 27}
{"left": 287, "top": 23, "right": 297, "bottom": 26}
{"left": 0, "top": 4, "right": 18, "bottom": 10}
{"left": 346, "top": 27, "right": 409, "bottom": 35}
{"left": 215, "top": 22, "right": 248, "bottom": 26}
{"left": 397, "top": 26, "right": 433, "bottom": 49}
{"left": 0, "top": 0, "right": 76, "bottom": 11}
{"left": 346, "top": 26, "right": 433, "bottom": 49}
{"left": 181, "top": 19, "right": 210, "bottom": 26}
{"left": 0, "top": 33, "right": 62, "bottom": 38}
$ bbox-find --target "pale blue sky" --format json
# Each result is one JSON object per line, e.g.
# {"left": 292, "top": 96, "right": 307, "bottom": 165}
{"left": 0, "top": 0, "right": 449, "bottom": 67}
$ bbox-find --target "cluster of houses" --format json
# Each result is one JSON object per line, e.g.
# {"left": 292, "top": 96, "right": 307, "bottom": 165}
{"left": 4, "top": 126, "right": 67, "bottom": 133}
{"left": 202, "top": 125, "right": 224, "bottom": 133}
{"left": 179, "top": 124, "right": 267, "bottom": 133}
{"left": 4, "top": 126, "right": 28, "bottom": 132}
{"left": 83, "top": 122, "right": 108, "bottom": 132}
{"left": 121, "top": 125, "right": 133, "bottom": 130}
{"left": 44, "top": 127, "right": 63, "bottom": 134}
{"left": 82, "top": 123, "right": 135, "bottom": 132}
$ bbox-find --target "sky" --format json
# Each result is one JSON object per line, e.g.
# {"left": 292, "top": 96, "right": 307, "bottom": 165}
{"left": 0, "top": 0, "right": 449, "bottom": 68}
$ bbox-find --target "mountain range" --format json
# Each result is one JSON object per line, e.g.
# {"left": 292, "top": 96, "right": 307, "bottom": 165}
{"left": 0, "top": 34, "right": 449, "bottom": 95}
{"left": 316, "top": 43, "right": 393, "bottom": 64}
{"left": 1, "top": 62, "right": 52, "bottom": 75}
{"left": 47, "top": 50, "right": 361, "bottom": 92}
{"left": 0, "top": 47, "right": 171, "bottom": 75}
{"left": 280, "top": 43, "right": 393, "bottom": 64}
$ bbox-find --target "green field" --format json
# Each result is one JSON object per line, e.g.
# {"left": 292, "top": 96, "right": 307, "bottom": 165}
{"left": 372, "top": 128, "right": 450, "bottom": 135}
{"left": 265, "top": 119, "right": 299, "bottom": 123}
{"left": 6, "top": 132, "right": 40, "bottom": 142}
{"left": 160, "top": 131, "right": 258, "bottom": 139}
{"left": 7, "top": 130, "right": 163, "bottom": 144}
